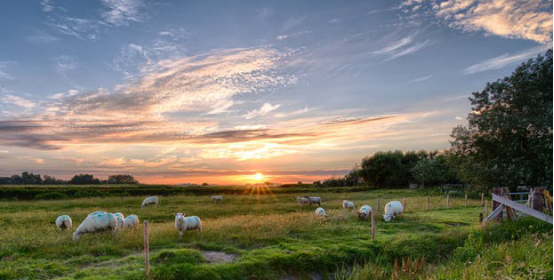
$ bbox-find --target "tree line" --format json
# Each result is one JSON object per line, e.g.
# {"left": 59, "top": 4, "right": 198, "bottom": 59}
{"left": 0, "top": 172, "right": 139, "bottom": 185}
{"left": 316, "top": 50, "right": 553, "bottom": 191}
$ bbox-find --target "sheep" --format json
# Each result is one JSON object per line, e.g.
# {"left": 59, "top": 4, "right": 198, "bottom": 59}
{"left": 55, "top": 215, "right": 72, "bottom": 231}
{"left": 123, "top": 214, "right": 139, "bottom": 228}
{"left": 174, "top": 213, "right": 202, "bottom": 237}
{"left": 314, "top": 207, "right": 328, "bottom": 217}
{"left": 383, "top": 201, "right": 404, "bottom": 222}
{"left": 73, "top": 211, "right": 118, "bottom": 241}
{"left": 304, "top": 195, "right": 321, "bottom": 206}
{"left": 141, "top": 196, "right": 158, "bottom": 208}
{"left": 356, "top": 205, "right": 373, "bottom": 221}
{"left": 114, "top": 213, "right": 125, "bottom": 229}
{"left": 342, "top": 200, "right": 355, "bottom": 210}
{"left": 296, "top": 196, "right": 309, "bottom": 206}
{"left": 212, "top": 195, "right": 223, "bottom": 203}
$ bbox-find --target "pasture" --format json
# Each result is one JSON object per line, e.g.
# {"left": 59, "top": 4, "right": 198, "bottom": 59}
{"left": 0, "top": 186, "right": 551, "bottom": 280}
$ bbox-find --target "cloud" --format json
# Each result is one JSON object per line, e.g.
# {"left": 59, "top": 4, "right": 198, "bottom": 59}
{"left": 243, "top": 103, "right": 281, "bottom": 119}
{"left": 463, "top": 45, "right": 551, "bottom": 74}
{"left": 0, "top": 61, "right": 15, "bottom": 80}
{"left": 432, "top": 0, "right": 552, "bottom": 43}
{"left": 329, "top": 18, "right": 341, "bottom": 24}
{"left": 407, "top": 75, "right": 432, "bottom": 83}
{"left": 373, "top": 36, "right": 430, "bottom": 61}
{"left": 274, "top": 106, "right": 311, "bottom": 118}
{"left": 47, "top": 17, "right": 101, "bottom": 40}
{"left": 282, "top": 16, "right": 307, "bottom": 31}
{"left": 53, "top": 55, "right": 78, "bottom": 79}
{"left": 100, "top": 0, "right": 144, "bottom": 26}
{"left": 26, "top": 31, "right": 59, "bottom": 43}
{"left": 40, "top": 0, "right": 54, "bottom": 12}
{"left": 1, "top": 94, "right": 36, "bottom": 109}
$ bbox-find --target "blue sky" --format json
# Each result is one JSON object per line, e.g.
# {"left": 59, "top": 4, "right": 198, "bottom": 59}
{"left": 0, "top": 0, "right": 552, "bottom": 184}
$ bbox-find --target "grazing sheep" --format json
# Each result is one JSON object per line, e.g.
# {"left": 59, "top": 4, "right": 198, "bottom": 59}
{"left": 123, "top": 214, "right": 139, "bottom": 228}
{"left": 141, "top": 196, "right": 158, "bottom": 208}
{"left": 342, "top": 200, "right": 355, "bottom": 210}
{"left": 114, "top": 213, "right": 125, "bottom": 229}
{"left": 304, "top": 195, "right": 321, "bottom": 206}
{"left": 356, "top": 205, "right": 373, "bottom": 221}
{"left": 383, "top": 201, "right": 404, "bottom": 222}
{"left": 174, "top": 213, "right": 202, "bottom": 237}
{"left": 212, "top": 195, "right": 223, "bottom": 203}
{"left": 315, "top": 207, "right": 328, "bottom": 217}
{"left": 55, "top": 215, "right": 72, "bottom": 231}
{"left": 73, "top": 211, "right": 118, "bottom": 241}
{"left": 296, "top": 196, "right": 309, "bottom": 206}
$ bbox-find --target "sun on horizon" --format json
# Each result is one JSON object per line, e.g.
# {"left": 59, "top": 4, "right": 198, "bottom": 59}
{"left": 254, "top": 173, "right": 264, "bottom": 181}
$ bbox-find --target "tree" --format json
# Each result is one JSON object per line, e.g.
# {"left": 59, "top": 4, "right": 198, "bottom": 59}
{"left": 70, "top": 174, "right": 100, "bottom": 185}
{"left": 107, "top": 174, "right": 138, "bottom": 184}
{"left": 450, "top": 50, "right": 553, "bottom": 189}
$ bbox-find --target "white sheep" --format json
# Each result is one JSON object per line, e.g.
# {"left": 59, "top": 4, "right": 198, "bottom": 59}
{"left": 212, "top": 195, "right": 223, "bottom": 203}
{"left": 114, "top": 213, "right": 125, "bottom": 229}
{"left": 315, "top": 207, "right": 328, "bottom": 217}
{"left": 141, "top": 196, "right": 158, "bottom": 208}
{"left": 296, "top": 196, "right": 309, "bottom": 206}
{"left": 342, "top": 200, "right": 355, "bottom": 210}
{"left": 73, "top": 211, "right": 118, "bottom": 241}
{"left": 356, "top": 205, "right": 373, "bottom": 221}
{"left": 123, "top": 214, "right": 139, "bottom": 228}
{"left": 174, "top": 213, "right": 202, "bottom": 237}
{"left": 55, "top": 215, "right": 72, "bottom": 231}
{"left": 304, "top": 195, "right": 321, "bottom": 206}
{"left": 383, "top": 201, "right": 404, "bottom": 222}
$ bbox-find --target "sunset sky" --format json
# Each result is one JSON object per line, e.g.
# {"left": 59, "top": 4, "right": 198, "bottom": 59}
{"left": 0, "top": 0, "right": 552, "bottom": 184}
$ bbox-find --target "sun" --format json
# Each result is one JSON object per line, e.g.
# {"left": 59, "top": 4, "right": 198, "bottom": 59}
{"left": 254, "top": 173, "right": 264, "bottom": 181}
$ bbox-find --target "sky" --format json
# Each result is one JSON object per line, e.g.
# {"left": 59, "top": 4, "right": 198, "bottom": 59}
{"left": 0, "top": 0, "right": 552, "bottom": 184}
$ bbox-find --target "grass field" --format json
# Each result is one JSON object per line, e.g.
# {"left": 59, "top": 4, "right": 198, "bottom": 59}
{"left": 0, "top": 186, "right": 551, "bottom": 280}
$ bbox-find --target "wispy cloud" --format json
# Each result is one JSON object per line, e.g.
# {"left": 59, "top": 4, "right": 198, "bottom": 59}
{"left": 282, "top": 16, "right": 307, "bottom": 31}
{"left": 463, "top": 45, "right": 551, "bottom": 74}
{"left": 373, "top": 35, "right": 430, "bottom": 61}
{"left": 1, "top": 94, "right": 36, "bottom": 109}
{"left": 407, "top": 75, "right": 432, "bottom": 83}
{"left": 100, "top": 0, "right": 144, "bottom": 26}
{"left": 243, "top": 103, "right": 281, "bottom": 119}
{"left": 53, "top": 55, "right": 78, "bottom": 80}
{"left": 46, "top": 17, "right": 102, "bottom": 40}
{"left": 40, "top": 0, "right": 54, "bottom": 12}
{"left": 274, "top": 106, "right": 311, "bottom": 118}
{"left": 432, "top": 0, "right": 552, "bottom": 43}
{"left": 0, "top": 61, "right": 15, "bottom": 80}
{"left": 26, "top": 31, "right": 59, "bottom": 43}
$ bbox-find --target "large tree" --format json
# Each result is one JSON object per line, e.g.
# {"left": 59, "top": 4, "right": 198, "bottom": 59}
{"left": 450, "top": 50, "right": 553, "bottom": 189}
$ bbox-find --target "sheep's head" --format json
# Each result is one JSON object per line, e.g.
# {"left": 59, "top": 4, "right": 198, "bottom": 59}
{"left": 72, "top": 232, "right": 80, "bottom": 242}
{"left": 304, "top": 195, "right": 310, "bottom": 199}
{"left": 174, "top": 213, "right": 185, "bottom": 220}
{"left": 383, "top": 214, "right": 392, "bottom": 222}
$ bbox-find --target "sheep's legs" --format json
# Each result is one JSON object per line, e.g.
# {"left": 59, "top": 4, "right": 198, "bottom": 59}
{"left": 179, "top": 231, "right": 183, "bottom": 238}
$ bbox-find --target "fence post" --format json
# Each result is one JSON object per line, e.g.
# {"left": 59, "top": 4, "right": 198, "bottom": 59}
{"left": 371, "top": 210, "right": 375, "bottom": 241}
{"left": 144, "top": 221, "right": 150, "bottom": 276}
{"left": 446, "top": 194, "right": 450, "bottom": 208}
{"left": 377, "top": 198, "right": 380, "bottom": 213}
{"left": 479, "top": 212, "right": 483, "bottom": 223}
{"left": 403, "top": 198, "right": 406, "bottom": 212}
{"left": 426, "top": 196, "right": 429, "bottom": 211}
{"left": 465, "top": 193, "right": 468, "bottom": 207}
{"left": 532, "top": 187, "right": 545, "bottom": 212}
{"left": 481, "top": 192, "right": 484, "bottom": 206}
{"left": 492, "top": 188, "right": 503, "bottom": 222}
{"left": 485, "top": 199, "right": 489, "bottom": 217}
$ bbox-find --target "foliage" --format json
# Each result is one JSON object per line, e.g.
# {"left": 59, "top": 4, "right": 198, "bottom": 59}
{"left": 449, "top": 50, "right": 553, "bottom": 189}
{"left": 107, "top": 174, "right": 139, "bottom": 184}
{"left": 70, "top": 174, "right": 101, "bottom": 184}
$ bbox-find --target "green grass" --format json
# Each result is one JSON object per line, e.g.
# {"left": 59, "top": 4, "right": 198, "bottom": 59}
{"left": 0, "top": 186, "right": 549, "bottom": 280}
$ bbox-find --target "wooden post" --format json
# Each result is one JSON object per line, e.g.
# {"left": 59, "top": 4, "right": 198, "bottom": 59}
{"left": 144, "top": 221, "right": 150, "bottom": 276}
{"left": 479, "top": 212, "right": 483, "bottom": 223}
{"left": 481, "top": 192, "right": 484, "bottom": 206}
{"left": 377, "top": 198, "right": 380, "bottom": 213}
{"left": 493, "top": 188, "right": 503, "bottom": 222}
{"left": 485, "top": 199, "right": 489, "bottom": 217}
{"left": 532, "top": 187, "right": 545, "bottom": 212}
{"left": 402, "top": 198, "right": 406, "bottom": 212}
{"left": 426, "top": 196, "right": 429, "bottom": 211}
{"left": 446, "top": 194, "right": 450, "bottom": 208}
{"left": 464, "top": 193, "right": 468, "bottom": 207}
{"left": 371, "top": 210, "right": 375, "bottom": 241}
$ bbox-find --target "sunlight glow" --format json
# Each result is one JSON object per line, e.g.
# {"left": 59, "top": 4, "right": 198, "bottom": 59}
{"left": 255, "top": 172, "right": 264, "bottom": 181}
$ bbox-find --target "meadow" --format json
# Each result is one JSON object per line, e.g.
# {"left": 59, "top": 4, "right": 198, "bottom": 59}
{"left": 0, "top": 186, "right": 551, "bottom": 280}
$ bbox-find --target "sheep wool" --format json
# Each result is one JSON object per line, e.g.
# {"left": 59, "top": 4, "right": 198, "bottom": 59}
{"left": 141, "top": 196, "right": 158, "bottom": 208}
{"left": 383, "top": 201, "right": 403, "bottom": 222}
{"left": 174, "top": 213, "right": 202, "bottom": 237}
{"left": 343, "top": 200, "right": 355, "bottom": 210}
{"left": 73, "top": 211, "right": 118, "bottom": 241}
{"left": 55, "top": 215, "right": 72, "bottom": 231}
{"left": 123, "top": 215, "right": 139, "bottom": 228}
